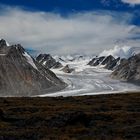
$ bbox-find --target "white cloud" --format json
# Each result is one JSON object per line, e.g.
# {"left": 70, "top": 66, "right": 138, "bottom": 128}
{"left": 121, "top": 0, "right": 140, "bottom": 5}
{"left": 0, "top": 6, "right": 139, "bottom": 55}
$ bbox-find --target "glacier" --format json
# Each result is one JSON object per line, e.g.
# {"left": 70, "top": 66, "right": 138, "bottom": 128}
{"left": 39, "top": 50, "right": 140, "bottom": 97}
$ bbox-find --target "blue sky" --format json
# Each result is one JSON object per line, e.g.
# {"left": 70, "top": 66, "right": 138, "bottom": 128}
{"left": 0, "top": 0, "right": 140, "bottom": 54}
{"left": 0, "top": 0, "right": 139, "bottom": 12}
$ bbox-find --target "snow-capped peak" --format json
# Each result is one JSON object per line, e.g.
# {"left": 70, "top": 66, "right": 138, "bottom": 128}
{"left": 0, "top": 38, "right": 10, "bottom": 46}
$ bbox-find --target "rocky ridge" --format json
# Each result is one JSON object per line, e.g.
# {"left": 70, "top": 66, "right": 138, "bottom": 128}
{"left": 36, "top": 54, "right": 63, "bottom": 69}
{"left": 88, "top": 52, "right": 140, "bottom": 82}
{"left": 88, "top": 55, "right": 120, "bottom": 70}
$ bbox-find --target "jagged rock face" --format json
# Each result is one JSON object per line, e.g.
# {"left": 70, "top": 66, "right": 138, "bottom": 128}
{"left": 52, "top": 62, "right": 63, "bottom": 69}
{"left": 101, "top": 55, "right": 115, "bottom": 65}
{"left": 105, "top": 57, "right": 120, "bottom": 70}
{"left": 36, "top": 54, "right": 63, "bottom": 69}
{"left": 88, "top": 56, "right": 105, "bottom": 66}
{"left": 0, "top": 39, "right": 66, "bottom": 96}
{"left": 111, "top": 54, "right": 140, "bottom": 82}
{"left": 88, "top": 55, "right": 120, "bottom": 70}
{"left": 61, "top": 65, "right": 74, "bottom": 73}
{"left": 101, "top": 55, "right": 120, "bottom": 70}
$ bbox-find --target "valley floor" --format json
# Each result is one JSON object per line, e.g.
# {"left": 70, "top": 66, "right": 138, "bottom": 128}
{"left": 41, "top": 59, "right": 140, "bottom": 97}
{"left": 0, "top": 92, "right": 140, "bottom": 140}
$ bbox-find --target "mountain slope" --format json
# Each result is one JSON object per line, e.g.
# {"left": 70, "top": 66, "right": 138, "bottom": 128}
{"left": 88, "top": 46, "right": 140, "bottom": 83}
{"left": 111, "top": 53, "right": 140, "bottom": 83}
{"left": 0, "top": 39, "right": 66, "bottom": 96}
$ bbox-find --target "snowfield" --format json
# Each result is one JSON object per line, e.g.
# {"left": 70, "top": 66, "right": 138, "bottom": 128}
{"left": 39, "top": 55, "right": 140, "bottom": 97}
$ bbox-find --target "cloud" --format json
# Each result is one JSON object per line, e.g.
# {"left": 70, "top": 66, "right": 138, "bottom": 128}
{"left": 101, "top": 0, "right": 122, "bottom": 7}
{"left": 0, "top": 6, "right": 139, "bottom": 55}
{"left": 121, "top": 0, "right": 140, "bottom": 5}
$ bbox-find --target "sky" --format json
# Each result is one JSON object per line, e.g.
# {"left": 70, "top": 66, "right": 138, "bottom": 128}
{"left": 0, "top": 0, "right": 140, "bottom": 55}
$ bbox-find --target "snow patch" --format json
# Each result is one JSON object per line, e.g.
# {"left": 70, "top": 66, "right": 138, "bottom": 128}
{"left": 99, "top": 45, "right": 135, "bottom": 59}
{"left": 43, "top": 61, "right": 47, "bottom": 65}
{"left": 23, "top": 52, "right": 38, "bottom": 70}
{"left": 6, "top": 41, "right": 10, "bottom": 46}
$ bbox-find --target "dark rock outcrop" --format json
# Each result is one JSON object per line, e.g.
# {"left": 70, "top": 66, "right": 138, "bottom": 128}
{"left": 36, "top": 54, "right": 63, "bottom": 69}
{"left": 88, "top": 55, "right": 120, "bottom": 70}
{"left": 0, "top": 39, "right": 66, "bottom": 96}
{"left": 101, "top": 55, "right": 115, "bottom": 65}
{"left": 88, "top": 56, "right": 105, "bottom": 66}
{"left": 0, "top": 39, "right": 7, "bottom": 47}
{"left": 61, "top": 65, "right": 74, "bottom": 73}
{"left": 111, "top": 54, "right": 140, "bottom": 82}
{"left": 103, "top": 56, "right": 120, "bottom": 70}
{"left": 52, "top": 62, "right": 63, "bottom": 69}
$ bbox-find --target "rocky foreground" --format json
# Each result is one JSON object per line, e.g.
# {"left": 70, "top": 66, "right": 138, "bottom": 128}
{"left": 0, "top": 93, "right": 139, "bottom": 140}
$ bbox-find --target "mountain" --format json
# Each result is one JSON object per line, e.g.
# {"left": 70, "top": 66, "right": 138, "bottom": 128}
{"left": 36, "top": 54, "right": 63, "bottom": 69}
{"left": 53, "top": 54, "right": 92, "bottom": 64}
{"left": 88, "top": 45, "right": 140, "bottom": 69}
{"left": 88, "top": 46, "right": 140, "bottom": 83}
{"left": 111, "top": 53, "right": 140, "bottom": 82}
{"left": 0, "top": 39, "right": 66, "bottom": 96}
{"left": 104, "top": 57, "right": 120, "bottom": 70}
{"left": 88, "top": 55, "right": 120, "bottom": 70}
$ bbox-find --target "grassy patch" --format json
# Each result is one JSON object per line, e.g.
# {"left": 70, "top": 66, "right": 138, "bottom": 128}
{"left": 0, "top": 93, "right": 140, "bottom": 140}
